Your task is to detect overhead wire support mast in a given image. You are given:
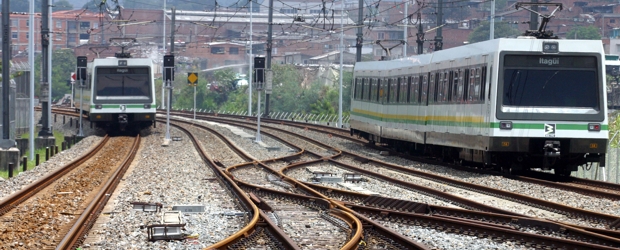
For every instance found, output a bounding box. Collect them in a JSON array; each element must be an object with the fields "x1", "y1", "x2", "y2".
[{"x1": 515, "y1": 2, "x2": 563, "y2": 39}]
